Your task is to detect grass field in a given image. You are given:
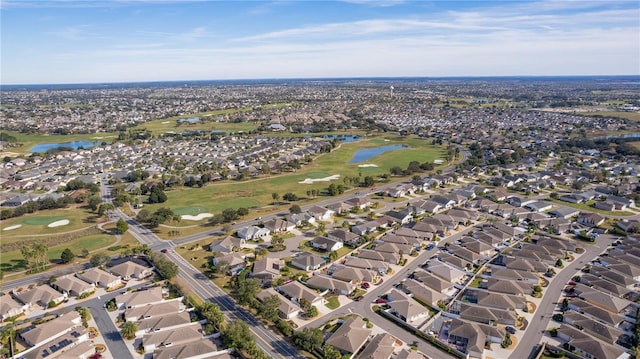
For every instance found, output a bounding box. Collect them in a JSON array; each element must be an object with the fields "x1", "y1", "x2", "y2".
[
  {"x1": 172, "y1": 206, "x2": 210, "y2": 216},
  {"x1": 584, "y1": 111, "x2": 640, "y2": 122},
  {"x1": 630, "y1": 141, "x2": 640, "y2": 150},
  {"x1": 1, "y1": 208, "x2": 104, "y2": 239},
  {"x1": 142, "y1": 135, "x2": 444, "y2": 221},
  {"x1": 0, "y1": 130, "x2": 118, "y2": 154},
  {"x1": 0, "y1": 234, "x2": 117, "y2": 273}
]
